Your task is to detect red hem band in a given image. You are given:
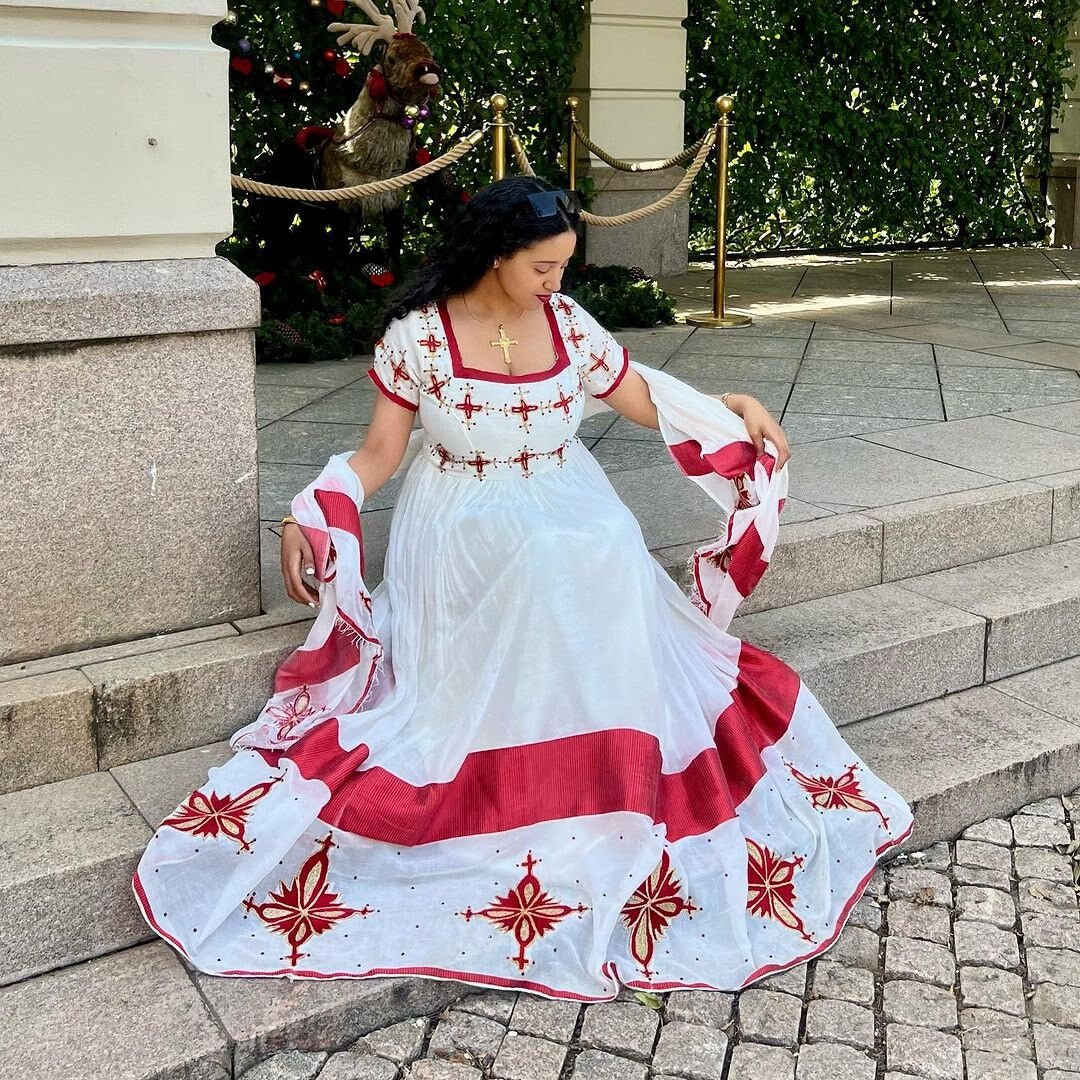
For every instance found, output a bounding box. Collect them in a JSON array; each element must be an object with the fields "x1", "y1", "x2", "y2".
[{"x1": 368, "y1": 366, "x2": 419, "y2": 412}]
